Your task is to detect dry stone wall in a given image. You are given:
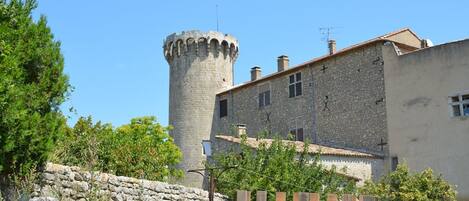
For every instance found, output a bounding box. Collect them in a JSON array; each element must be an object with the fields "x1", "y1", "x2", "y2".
[{"x1": 30, "y1": 163, "x2": 228, "y2": 201}]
